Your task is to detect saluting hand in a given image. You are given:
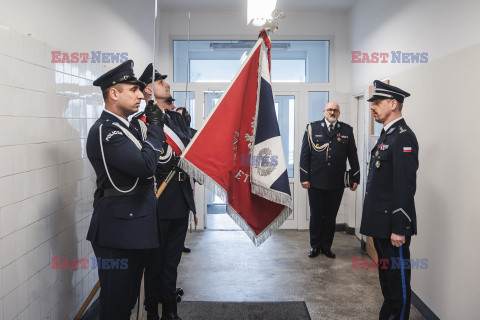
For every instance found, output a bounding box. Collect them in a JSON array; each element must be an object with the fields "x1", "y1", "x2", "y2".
[
  {"x1": 350, "y1": 182, "x2": 358, "y2": 191},
  {"x1": 391, "y1": 233, "x2": 406, "y2": 247},
  {"x1": 301, "y1": 182, "x2": 310, "y2": 189},
  {"x1": 145, "y1": 100, "x2": 164, "y2": 127}
]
